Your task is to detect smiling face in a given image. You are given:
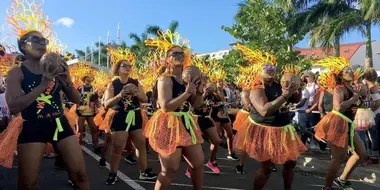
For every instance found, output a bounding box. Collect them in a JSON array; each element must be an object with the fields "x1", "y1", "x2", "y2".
[{"x1": 19, "y1": 31, "x2": 48, "y2": 60}]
